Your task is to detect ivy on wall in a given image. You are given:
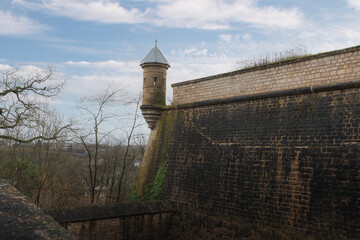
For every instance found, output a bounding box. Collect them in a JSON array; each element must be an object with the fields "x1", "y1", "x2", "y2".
[{"x1": 130, "y1": 160, "x2": 168, "y2": 202}]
